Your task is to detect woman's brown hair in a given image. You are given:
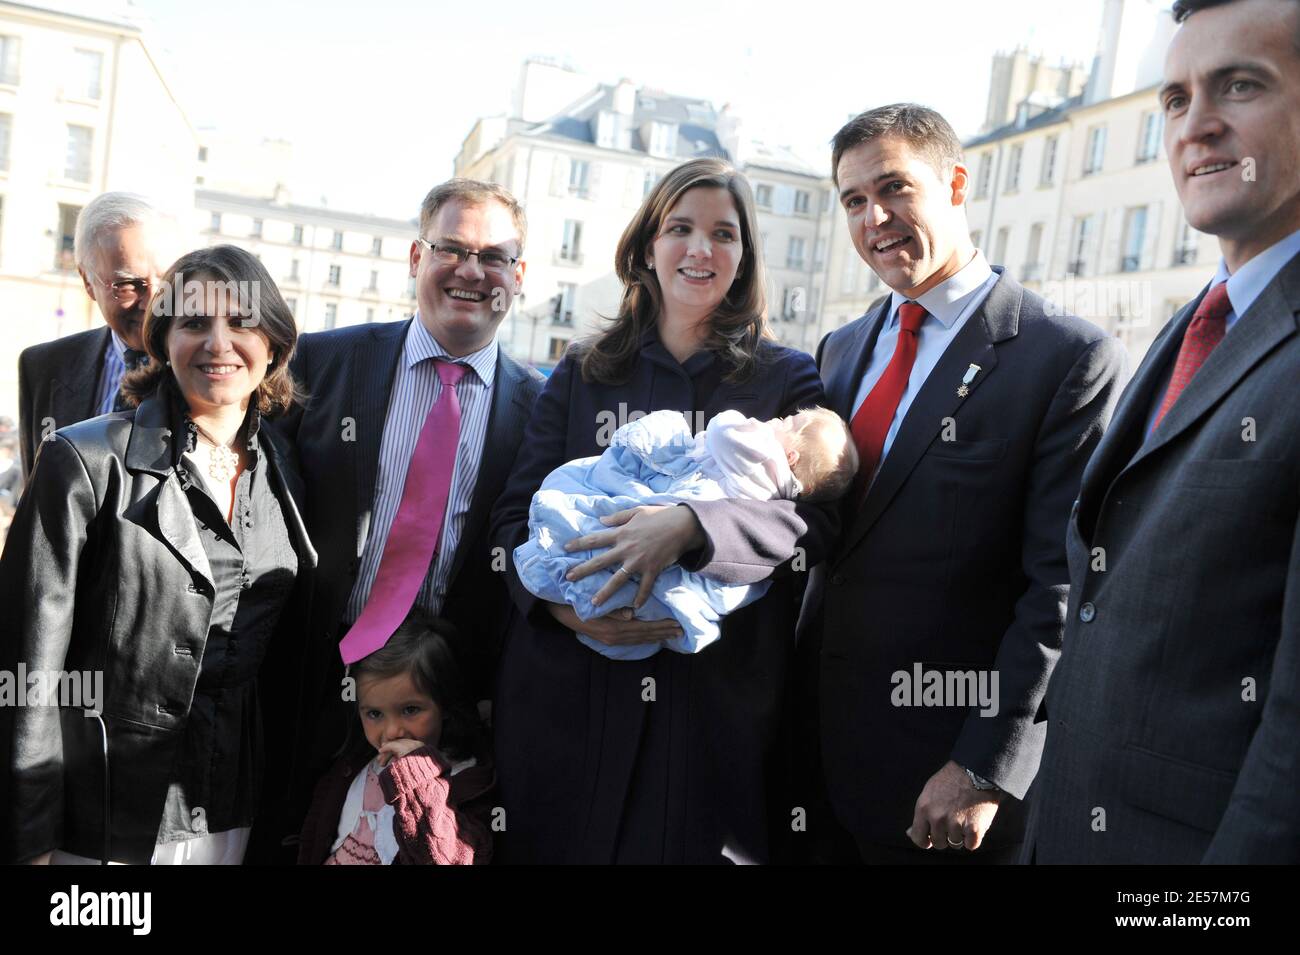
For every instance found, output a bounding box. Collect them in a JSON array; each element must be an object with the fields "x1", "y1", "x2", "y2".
[
  {"x1": 579, "y1": 157, "x2": 772, "y2": 385},
  {"x1": 120, "y1": 244, "x2": 302, "y2": 415}
]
